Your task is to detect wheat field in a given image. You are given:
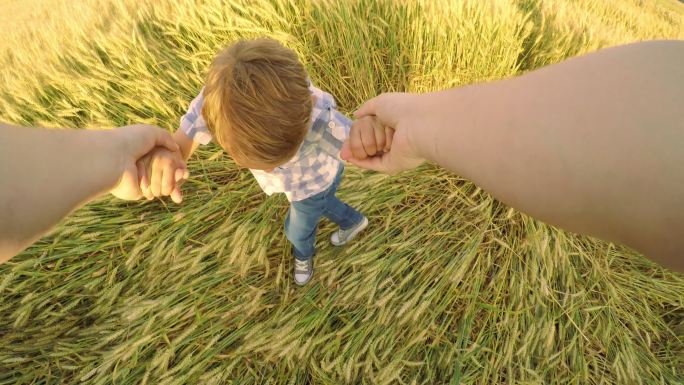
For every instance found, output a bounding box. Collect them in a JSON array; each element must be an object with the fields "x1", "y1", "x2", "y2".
[{"x1": 1, "y1": 0, "x2": 683, "y2": 384}]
